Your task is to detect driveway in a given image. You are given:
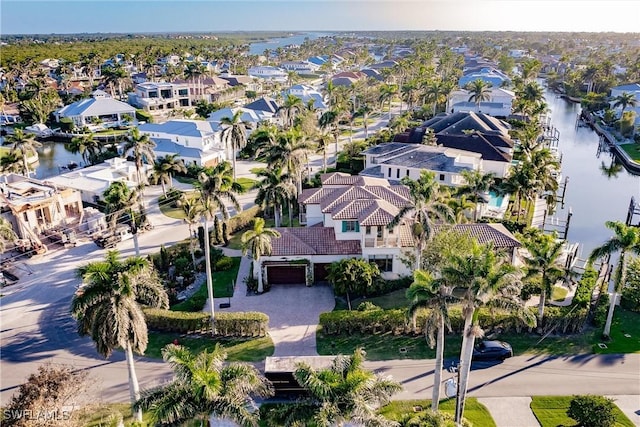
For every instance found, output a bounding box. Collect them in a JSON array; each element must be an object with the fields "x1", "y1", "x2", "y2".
[{"x1": 210, "y1": 255, "x2": 335, "y2": 357}]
